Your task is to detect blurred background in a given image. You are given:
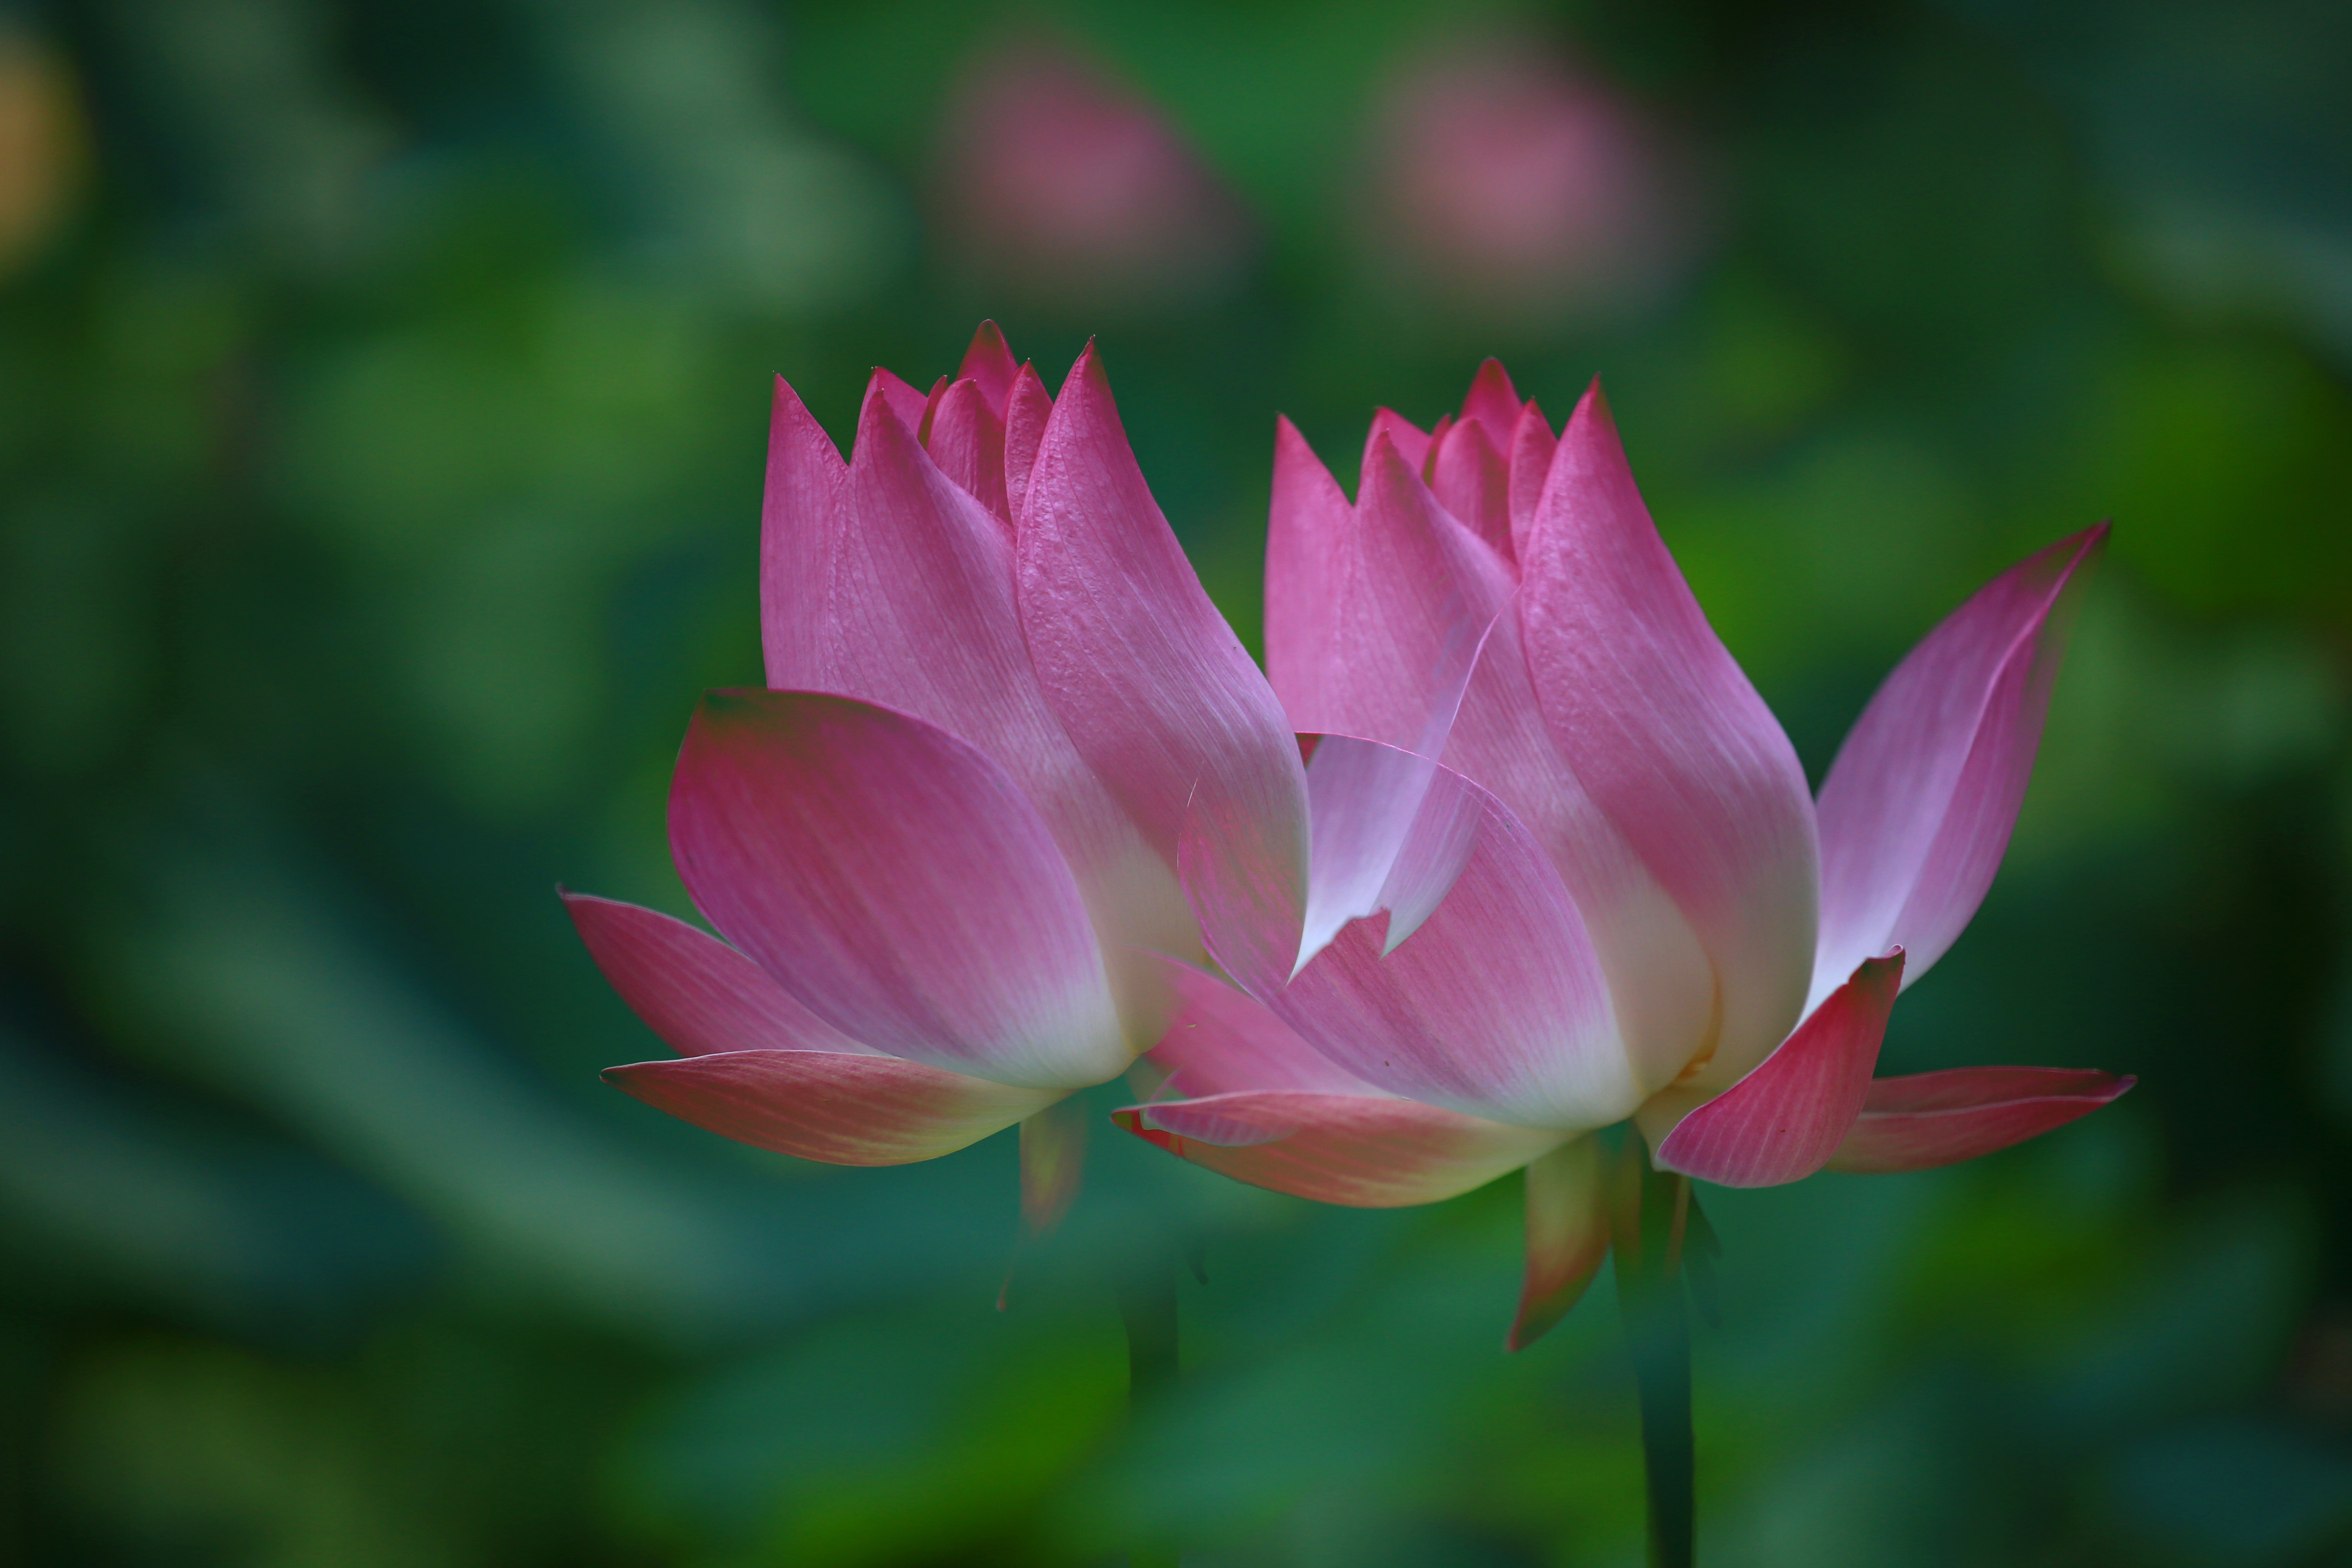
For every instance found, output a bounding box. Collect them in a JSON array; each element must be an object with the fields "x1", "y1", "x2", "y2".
[{"x1": 2, "y1": 0, "x2": 2349, "y2": 1562}]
